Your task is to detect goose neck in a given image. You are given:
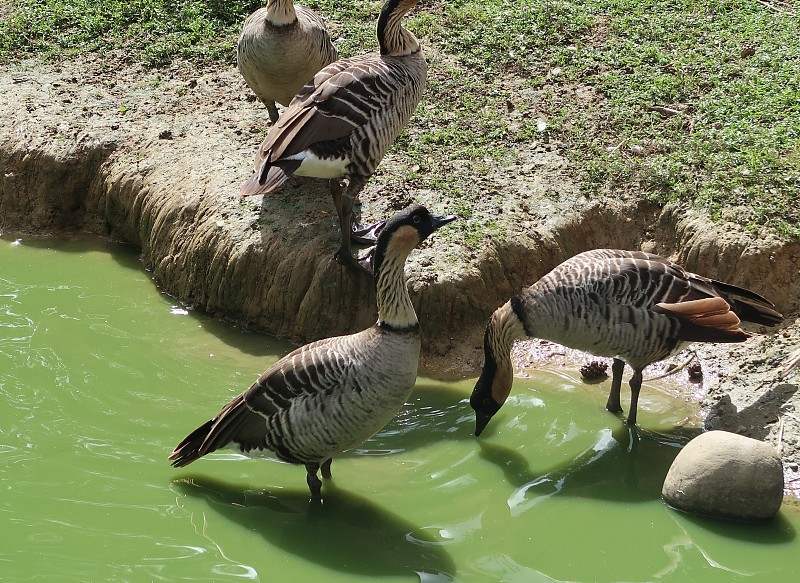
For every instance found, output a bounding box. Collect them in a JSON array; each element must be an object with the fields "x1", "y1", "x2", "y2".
[
  {"x1": 378, "y1": 0, "x2": 421, "y2": 56},
  {"x1": 375, "y1": 252, "x2": 418, "y2": 330},
  {"x1": 266, "y1": 0, "x2": 297, "y2": 26},
  {"x1": 488, "y1": 302, "x2": 526, "y2": 369}
]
